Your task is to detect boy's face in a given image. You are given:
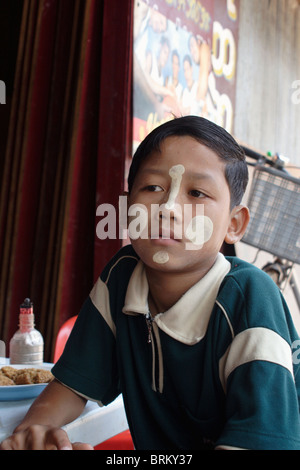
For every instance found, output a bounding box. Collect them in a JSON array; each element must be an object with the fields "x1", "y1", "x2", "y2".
[{"x1": 128, "y1": 136, "x2": 245, "y2": 275}]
